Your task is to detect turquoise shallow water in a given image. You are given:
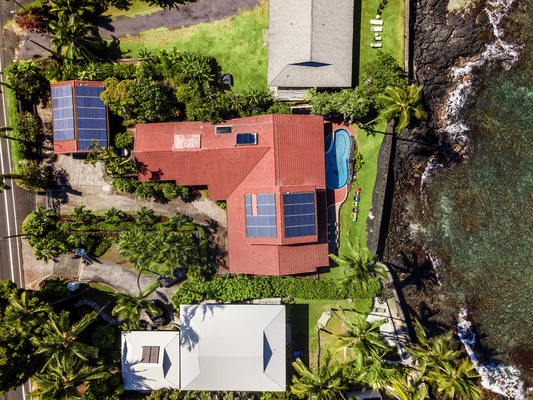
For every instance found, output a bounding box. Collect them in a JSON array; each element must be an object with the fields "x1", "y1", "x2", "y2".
[{"x1": 419, "y1": 6, "x2": 533, "y2": 383}]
